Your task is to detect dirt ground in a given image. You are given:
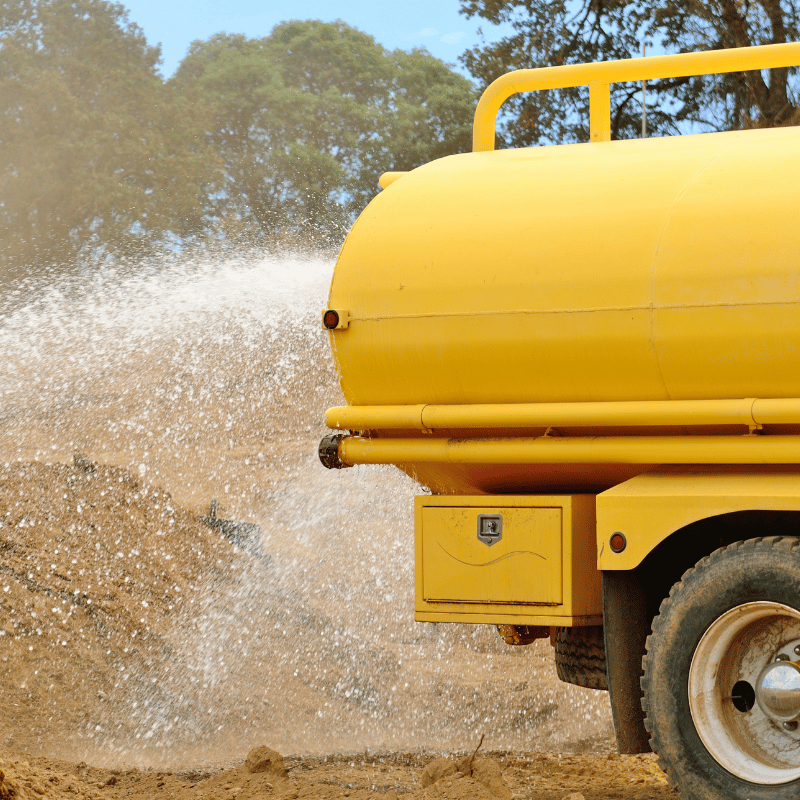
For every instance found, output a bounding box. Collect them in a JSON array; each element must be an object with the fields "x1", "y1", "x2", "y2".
[
  {"x1": 0, "y1": 746, "x2": 676, "y2": 800},
  {"x1": 0, "y1": 459, "x2": 679, "y2": 799},
  {"x1": 0, "y1": 257, "x2": 678, "y2": 798}
]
